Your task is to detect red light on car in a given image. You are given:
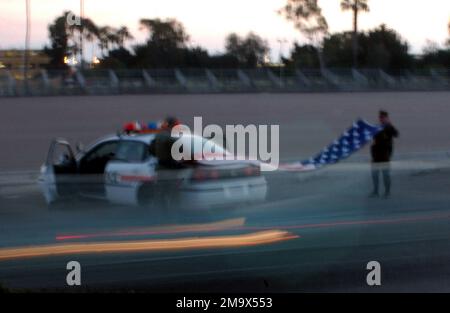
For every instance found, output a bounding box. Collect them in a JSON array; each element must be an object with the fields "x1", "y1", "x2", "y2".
[
  {"x1": 209, "y1": 170, "x2": 220, "y2": 179},
  {"x1": 123, "y1": 121, "x2": 142, "y2": 133}
]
